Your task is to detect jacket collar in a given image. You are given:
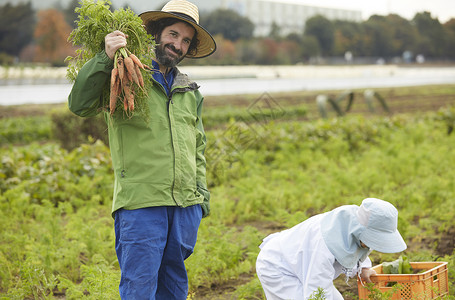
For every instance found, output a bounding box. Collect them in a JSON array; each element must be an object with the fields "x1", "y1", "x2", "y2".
[{"x1": 172, "y1": 68, "x2": 199, "y2": 91}]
